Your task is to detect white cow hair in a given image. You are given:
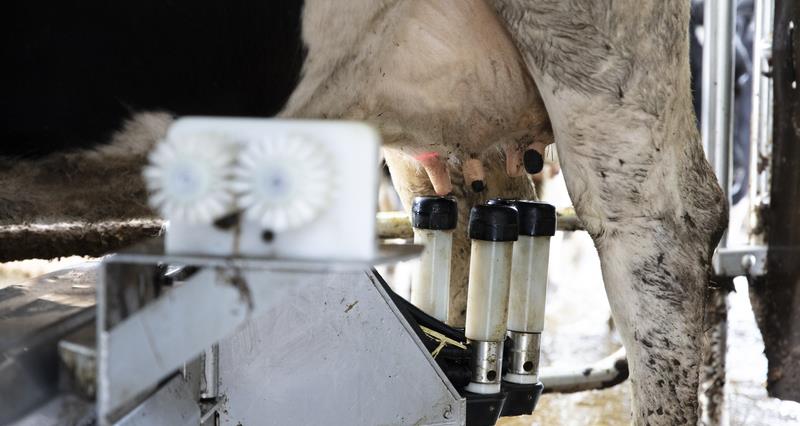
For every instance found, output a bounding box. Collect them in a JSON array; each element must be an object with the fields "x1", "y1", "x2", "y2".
[
  {"x1": 281, "y1": 0, "x2": 550, "y2": 324},
  {"x1": 282, "y1": 0, "x2": 552, "y2": 158}
]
